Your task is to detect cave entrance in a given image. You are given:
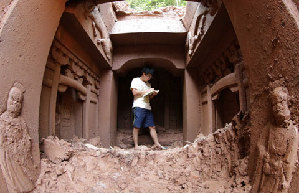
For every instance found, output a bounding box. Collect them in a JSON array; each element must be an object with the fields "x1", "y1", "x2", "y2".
[{"x1": 116, "y1": 68, "x2": 183, "y2": 148}]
